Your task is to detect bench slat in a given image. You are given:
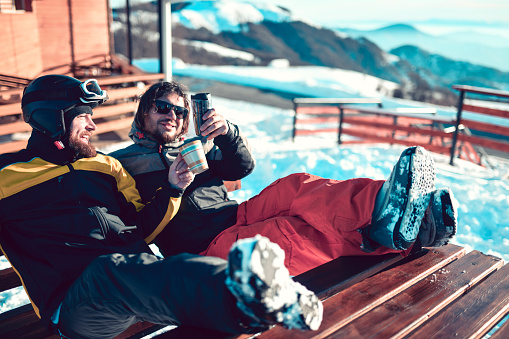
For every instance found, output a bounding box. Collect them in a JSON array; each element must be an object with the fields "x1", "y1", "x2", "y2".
[
  {"x1": 0, "y1": 305, "x2": 56, "y2": 339},
  {"x1": 462, "y1": 118, "x2": 509, "y2": 137},
  {"x1": 0, "y1": 267, "x2": 21, "y2": 293},
  {"x1": 457, "y1": 133, "x2": 509, "y2": 153},
  {"x1": 462, "y1": 104, "x2": 509, "y2": 119},
  {"x1": 340, "y1": 128, "x2": 452, "y2": 155},
  {"x1": 490, "y1": 314, "x2": 509, "y2": 339},
  {"x1": 257, "y1": 244, "x2": 466, "y2": 339},
  {"x1": 0, "y1": 140, "x2": 28, "y2": 154},
  {"x1": 407, "y1": 263, "x2": 509, "y2": 338},
  {"x1": 452, "y1": 85, "x2": 509, "y2": 99},
  {"x1": 93, "y1": 102, "x2": 136, "y2": 119},
  {"x1": 148, "y1": 253, "x2": 404, "y2": 338},
  {"x1": 97, "y1": 74, "x2": 164, "y2": 86},
  {"x1": 0, "y1": 103, "x2": 20, "y2": 117},
  {"x1": 329, "y1": 251, "x2": 503, "y2": 338},
  {"x1": 295, "y1": 106, "x2": 340, "y2": 115},
  {"x1": 342, "y1": 116, "x2": 453, "y2": 139}
]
